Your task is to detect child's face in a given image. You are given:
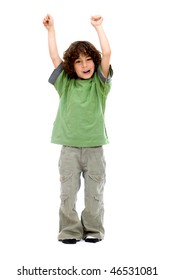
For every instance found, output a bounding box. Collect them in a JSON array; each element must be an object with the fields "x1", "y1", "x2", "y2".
[{"x1": 74, "y1": 54, "x2": 95, "y2": 79}]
